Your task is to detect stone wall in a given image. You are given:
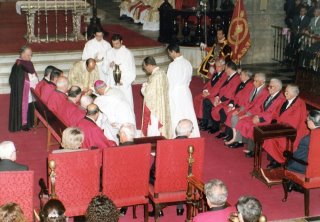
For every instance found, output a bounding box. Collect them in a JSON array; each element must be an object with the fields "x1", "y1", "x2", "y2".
[{"x1": 241, "y1": 0, "x2": 285, "y2": 64}]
